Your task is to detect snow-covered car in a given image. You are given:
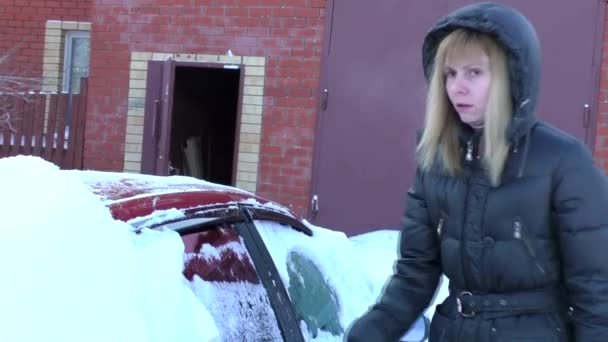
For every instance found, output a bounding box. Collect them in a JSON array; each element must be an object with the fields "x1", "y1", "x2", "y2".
[
  {"x1": 1, "y1": 156, "x2": 440, "y2": 341},
  {"x1": 66, "y1": 170, "x2": 433, "y2": 342}
]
